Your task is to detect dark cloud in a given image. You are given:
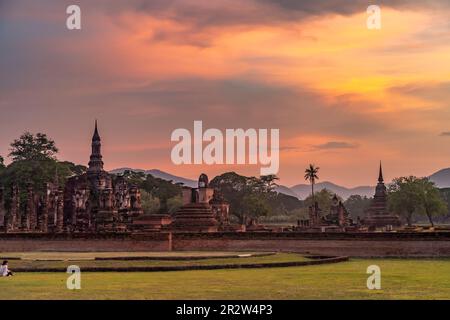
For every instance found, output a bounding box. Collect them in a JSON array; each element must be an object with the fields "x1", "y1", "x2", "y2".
[
  {"x1": 263, "y1": 0, "x2": 449, "y2": 14},
  {"x1": 440, "y1": 132, "x2": 450, "y2": 137},
  {"x1": 105, "y1": 0, "x2": 450, "y2": 47},
  {"x1": 124, "y1": 0, "x2": 450, "y2": 24},
  {"x1": 2, "y1": 0, "x2": 449, "y2": 48},
  {"x1": 313, "y1": 141, "x2": 358, "y2": 150},
  {"x1": 104, "y1": 0, "x2": 450, "y2": 25}
]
